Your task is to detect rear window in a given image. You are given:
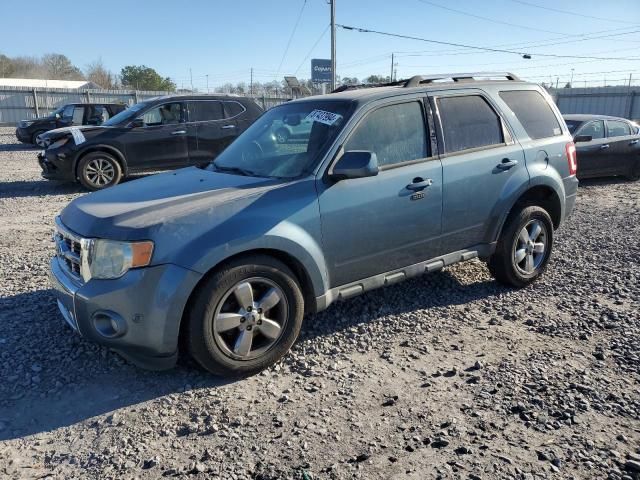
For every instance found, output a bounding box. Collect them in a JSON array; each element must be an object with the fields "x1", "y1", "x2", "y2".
[
  {"x1": 499, "y1": 90, "x2": 562, "y2": 140},
  {"x1": 607, "y1": 120, "x2": 632, "y2": 137},
  {"x1": 188, "y1": 101, "x2": 224, "y2": 122},
  {"x1": 437, "y1": 95, "x2": 504, "y2": 153},
  {"x1": 224, "y1": 101, "x2": 245, "y2": 118}
]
